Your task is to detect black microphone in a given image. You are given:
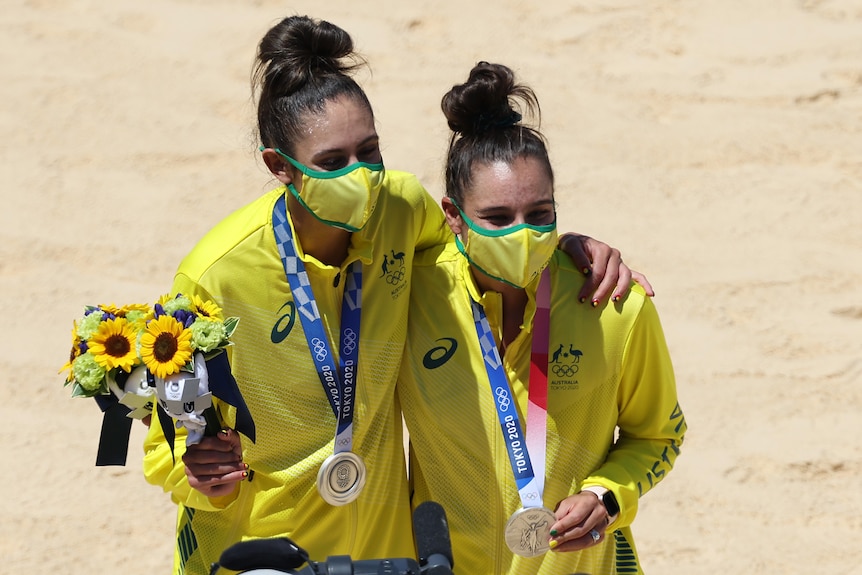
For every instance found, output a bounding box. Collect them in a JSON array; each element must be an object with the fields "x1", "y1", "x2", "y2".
[
  {"x1": 413, "y1": 501, "x2": 454, "y2": 575},
  {"x1": 216, "y1": 537, "x2": 309, "y2": 573}
]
